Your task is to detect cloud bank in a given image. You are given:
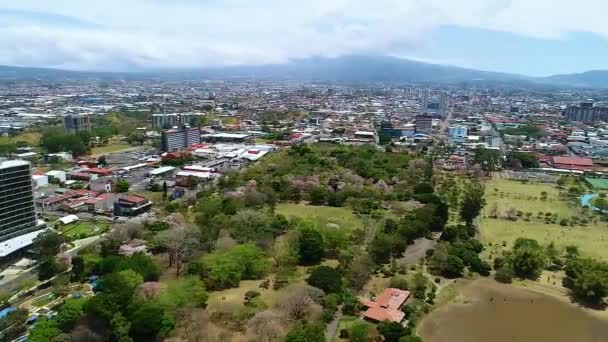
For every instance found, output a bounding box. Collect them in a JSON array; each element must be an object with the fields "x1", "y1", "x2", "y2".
[{"x1": 1, "y1": 0, "x2": 608, "y2": 72}]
